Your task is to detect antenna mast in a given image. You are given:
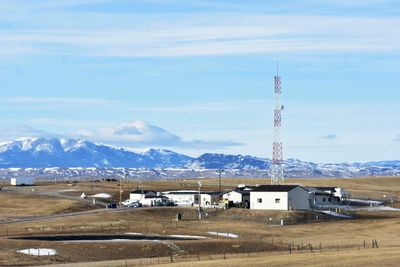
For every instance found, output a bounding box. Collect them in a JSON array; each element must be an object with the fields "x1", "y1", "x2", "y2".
[{"x1": 270, "y1": 62, "x2": 284, "y2": 185}]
